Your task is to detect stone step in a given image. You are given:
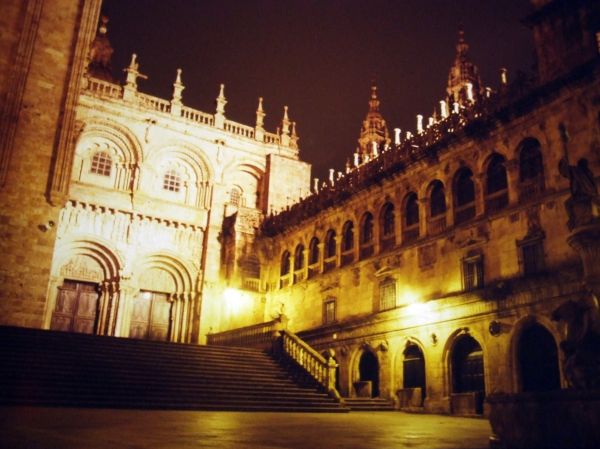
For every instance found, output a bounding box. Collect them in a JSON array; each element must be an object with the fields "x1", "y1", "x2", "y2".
[
  {"x1": 344, "y1": 398, "x2": 396, "y2": 411},
  {"x1": 0, "y1": 326, "x2": 347, "y2": 412}
]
